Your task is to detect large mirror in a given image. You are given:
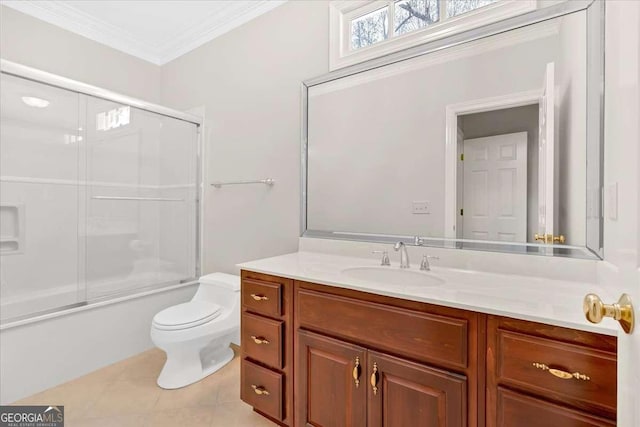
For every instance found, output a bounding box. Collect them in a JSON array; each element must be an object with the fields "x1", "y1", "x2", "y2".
[{"x1": 302, "y1": 0, "x2": 603, "y2": 259}]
